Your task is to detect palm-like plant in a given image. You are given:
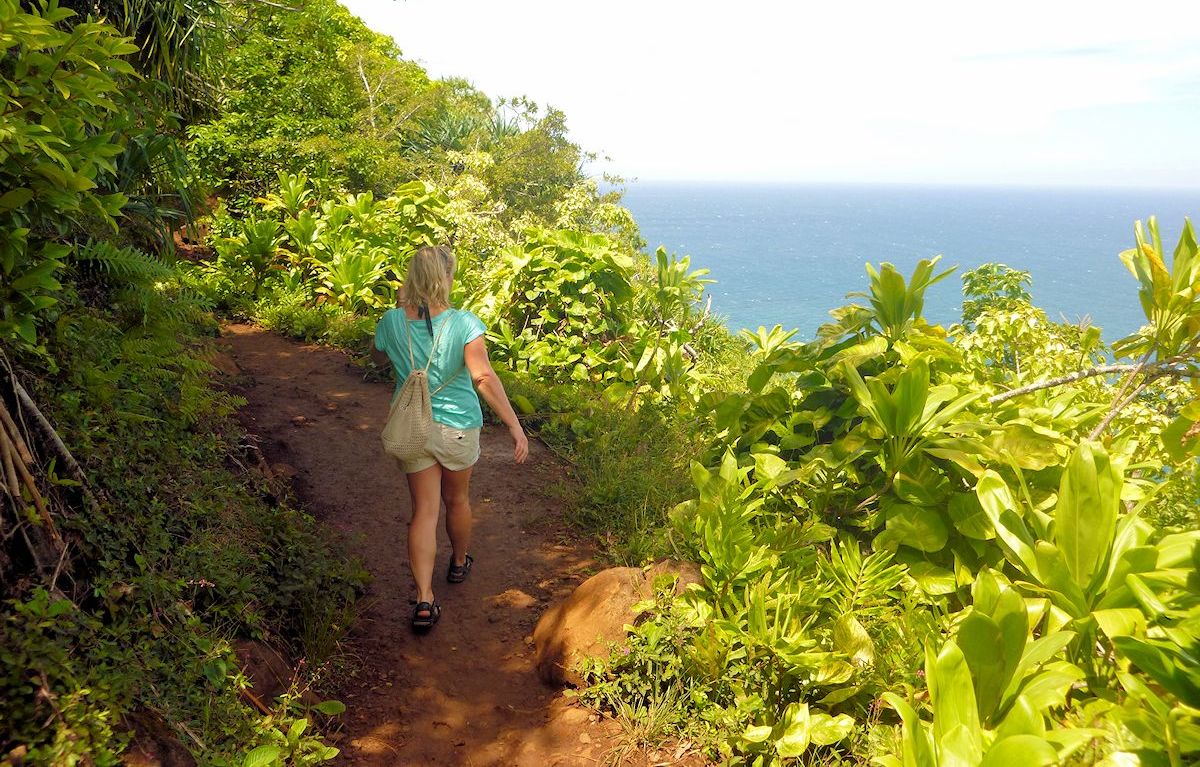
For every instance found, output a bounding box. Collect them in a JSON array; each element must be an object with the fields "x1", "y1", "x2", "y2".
[
  {"x1": 1116, "y1": 217, "x2": 1200, "y2": 363},
  {"x1": 228, "y1": 216, "x2": 283, "y2": 297},
  {"x1": 411, "y1": 110, "x2": 486, "y2": 152},
  {"x1": 313, "y1": 243, "x2": 390, "y2": 312},
  {"x1": 260, "y1": 171, "x2": 313, "y2": 218},
  {"x1": 847, "y1": 257, "x2": 956, "y2": 343}
]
